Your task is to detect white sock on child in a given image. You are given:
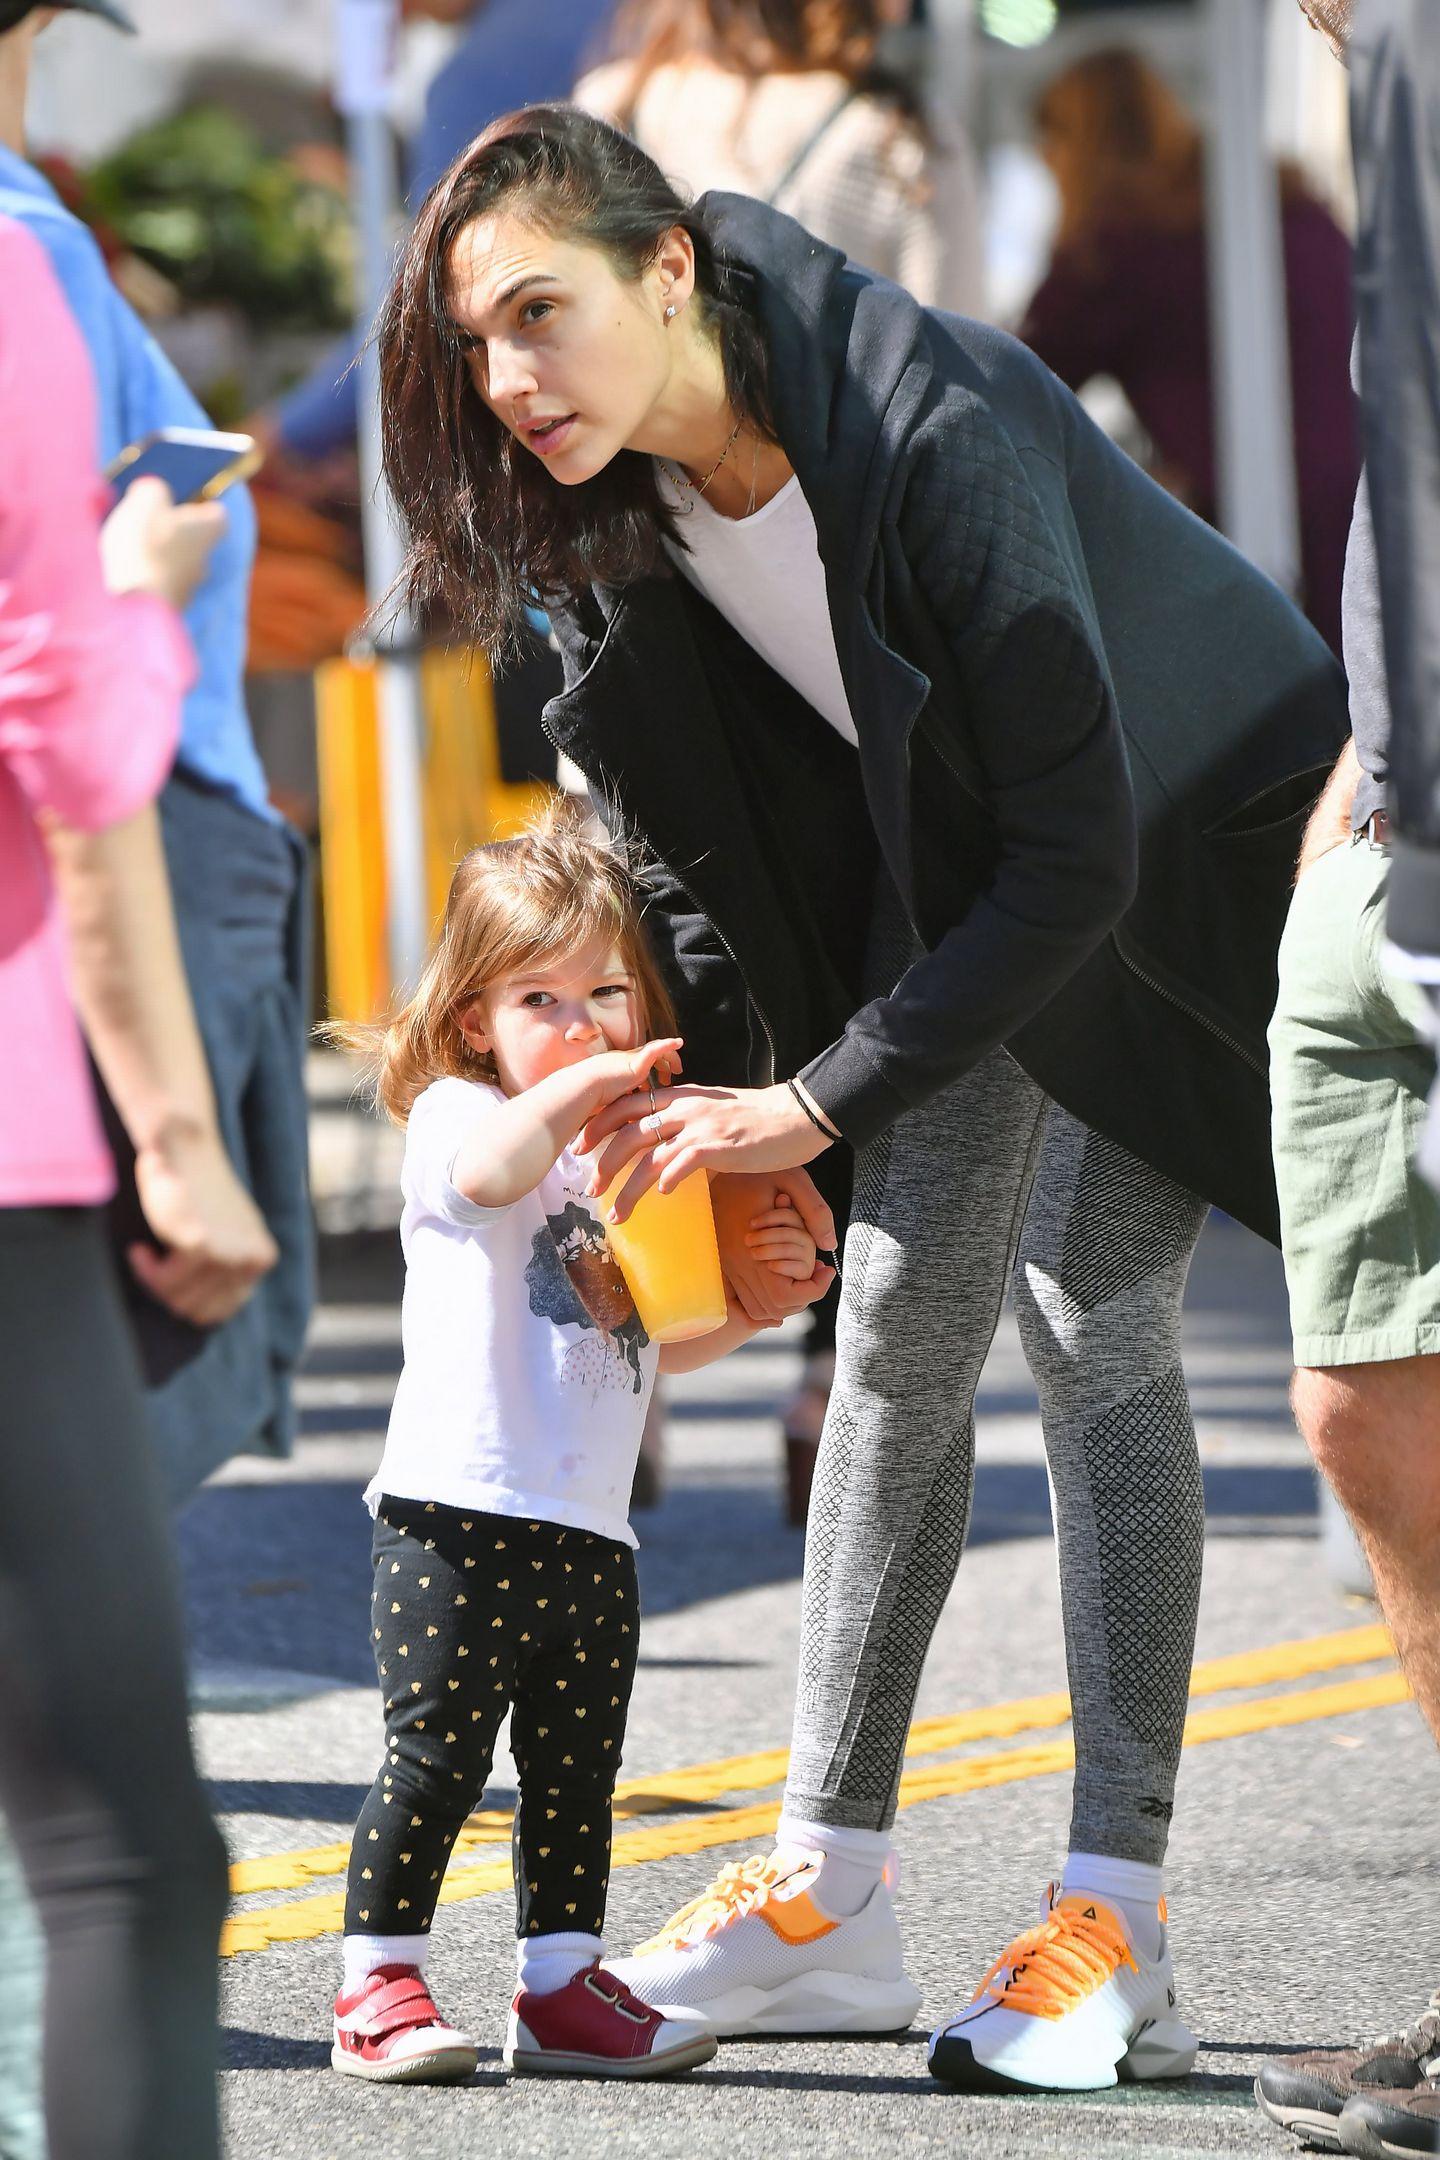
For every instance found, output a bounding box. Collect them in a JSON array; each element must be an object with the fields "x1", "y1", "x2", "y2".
[
  {"x1": 774, "y1": 1814, "x2": 892, "y2": 1920},
  {"x1": 1060, "y1": 1851, "x2": 1165, "y2": 1961},
  {"x1": 515, "y1": 1932, "x2": 604, "y2": 1997},
  {"x1": 342, "y1": 1933, "x2": 430, "y2": 1992}
]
